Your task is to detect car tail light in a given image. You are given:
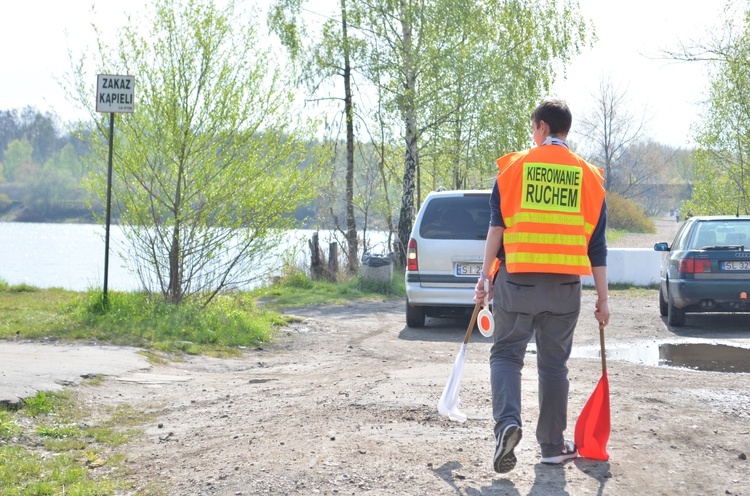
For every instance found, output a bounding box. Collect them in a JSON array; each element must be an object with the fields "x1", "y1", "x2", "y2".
[
  {"x1": 407, "y1": 238, "x2": 418, "y2": 271},
  {"x1": 678, "y1": 257, "x2": 712, "y2": 274}
]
